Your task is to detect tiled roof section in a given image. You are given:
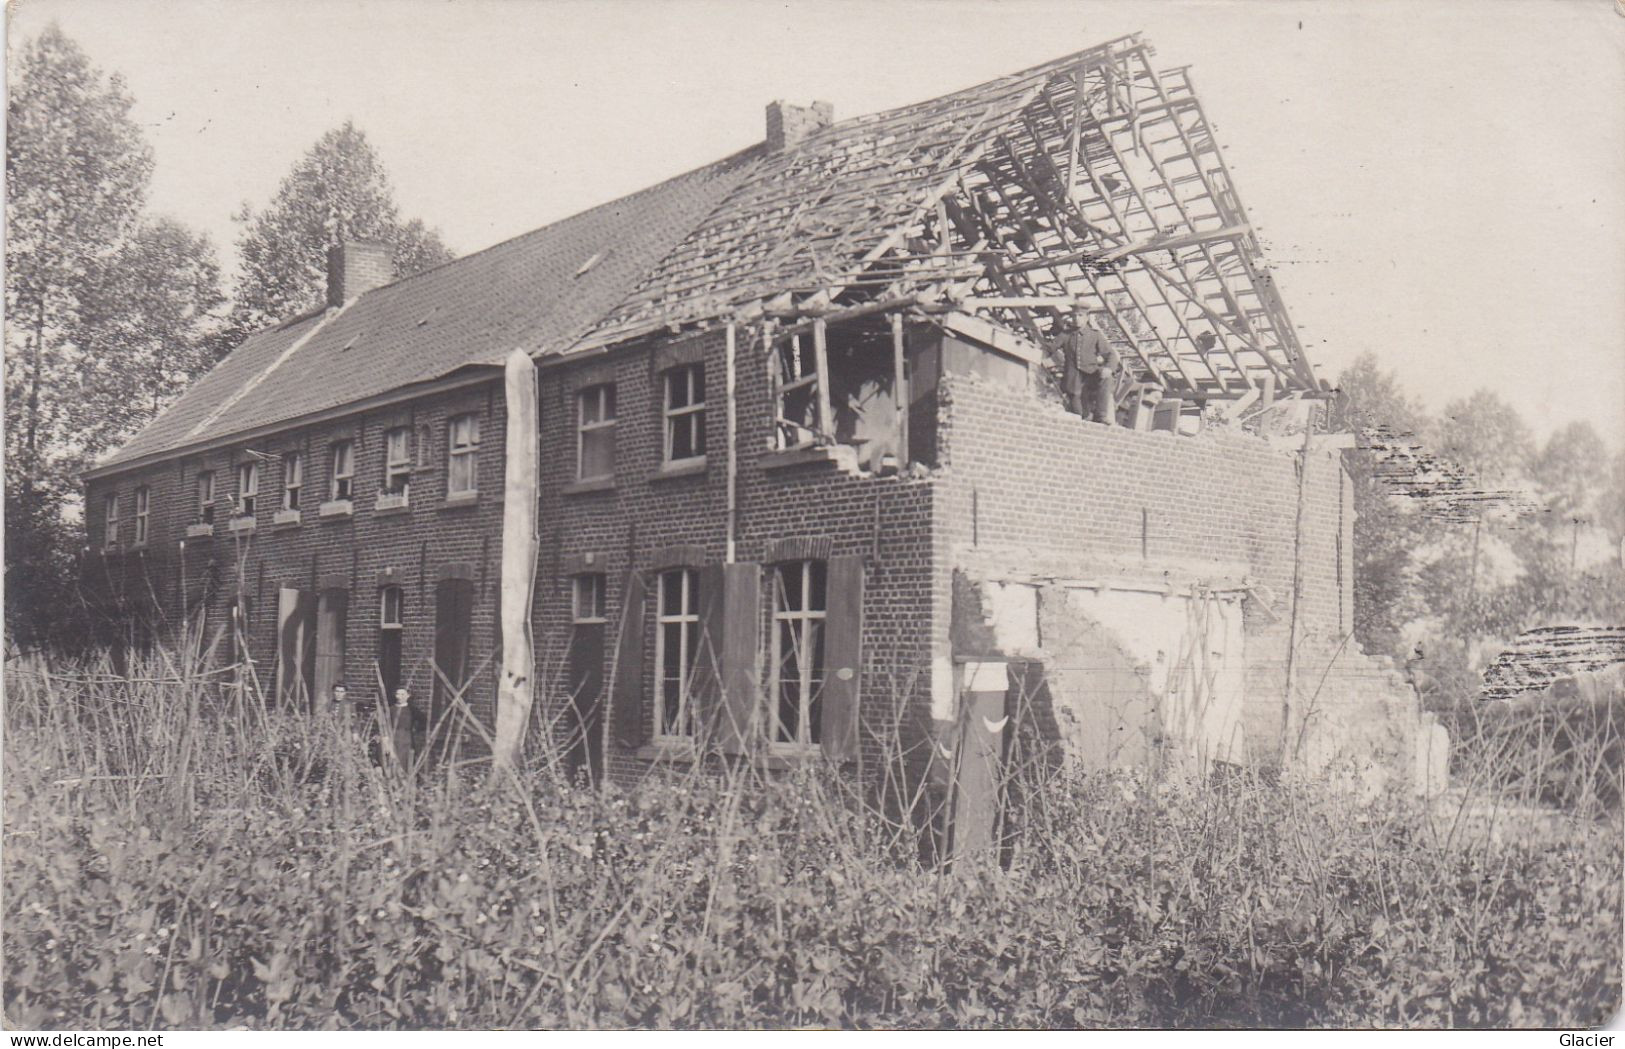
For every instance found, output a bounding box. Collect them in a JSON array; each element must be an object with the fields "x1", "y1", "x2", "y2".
[
  {"x1": 98, "y1": 150, "x2": 757, "y2": 469},
  {"x1": 570, "y1": 43, "x2": 1120, "y2": 352},
  {"x1": 105, "y1": 312, "x2": 327, "y2": 465}
]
